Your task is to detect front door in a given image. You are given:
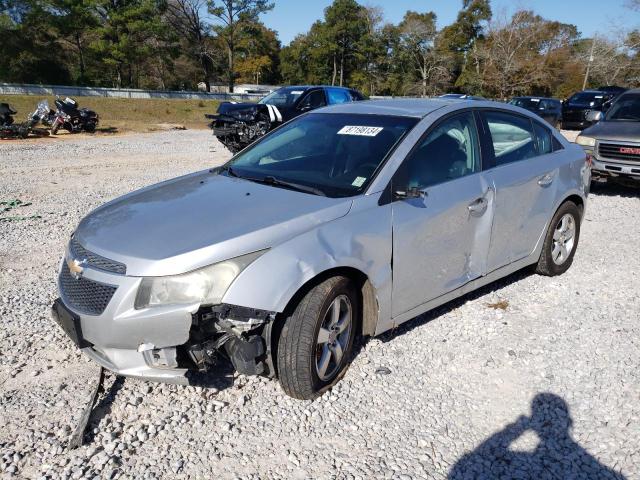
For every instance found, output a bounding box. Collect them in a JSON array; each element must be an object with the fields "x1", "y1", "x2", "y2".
[
  {"x1": 391, "y1": 111, "x2": 493, "y2": 318},
  {"x1": 479, "y1": 111, "x2": 560, "y2": 271}
]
